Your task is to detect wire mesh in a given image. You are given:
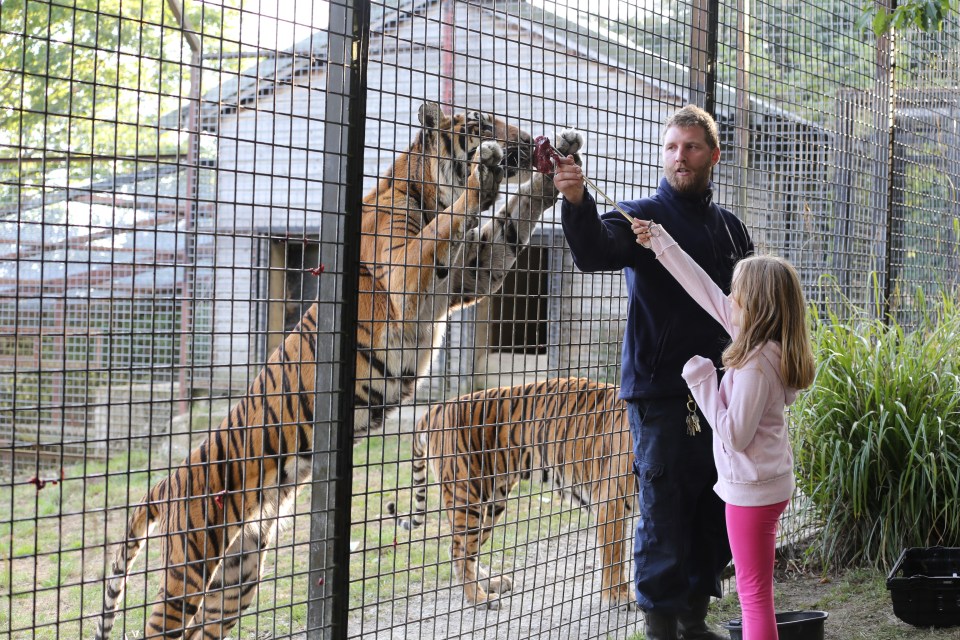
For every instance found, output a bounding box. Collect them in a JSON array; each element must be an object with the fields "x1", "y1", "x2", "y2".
[{"x1": 2, "y1": 0, "x2": 960, "y2": 639}]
